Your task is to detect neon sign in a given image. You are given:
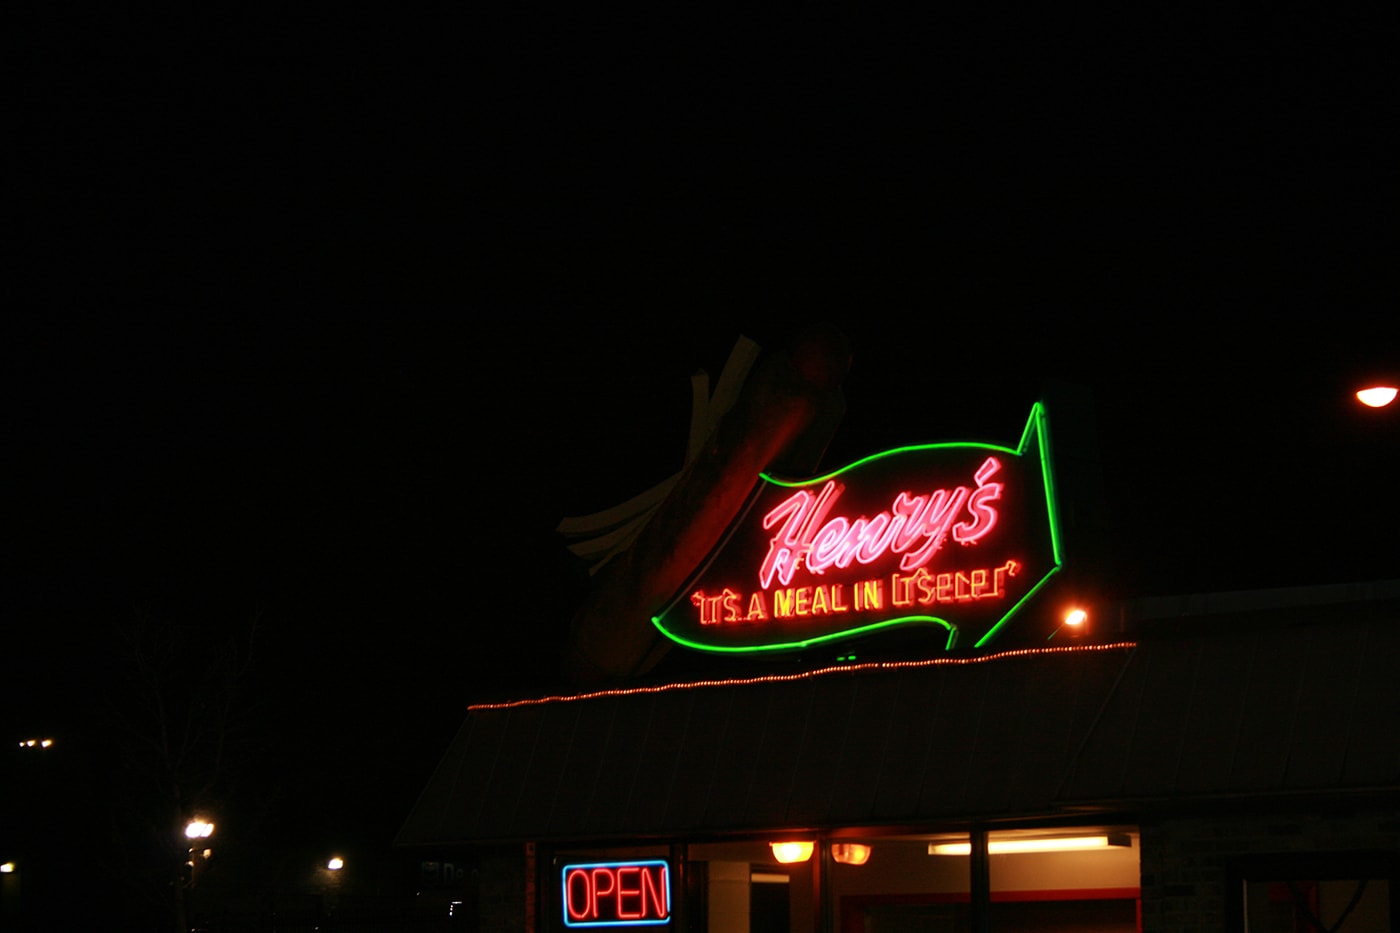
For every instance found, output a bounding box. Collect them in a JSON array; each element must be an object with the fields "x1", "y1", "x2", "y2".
[
  {"x1": 562, "y1": 860, "x2": 671, "y2": 928},
  {"x1": 653, "y1": 404, "x2": 1061, "y2": 653}
]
